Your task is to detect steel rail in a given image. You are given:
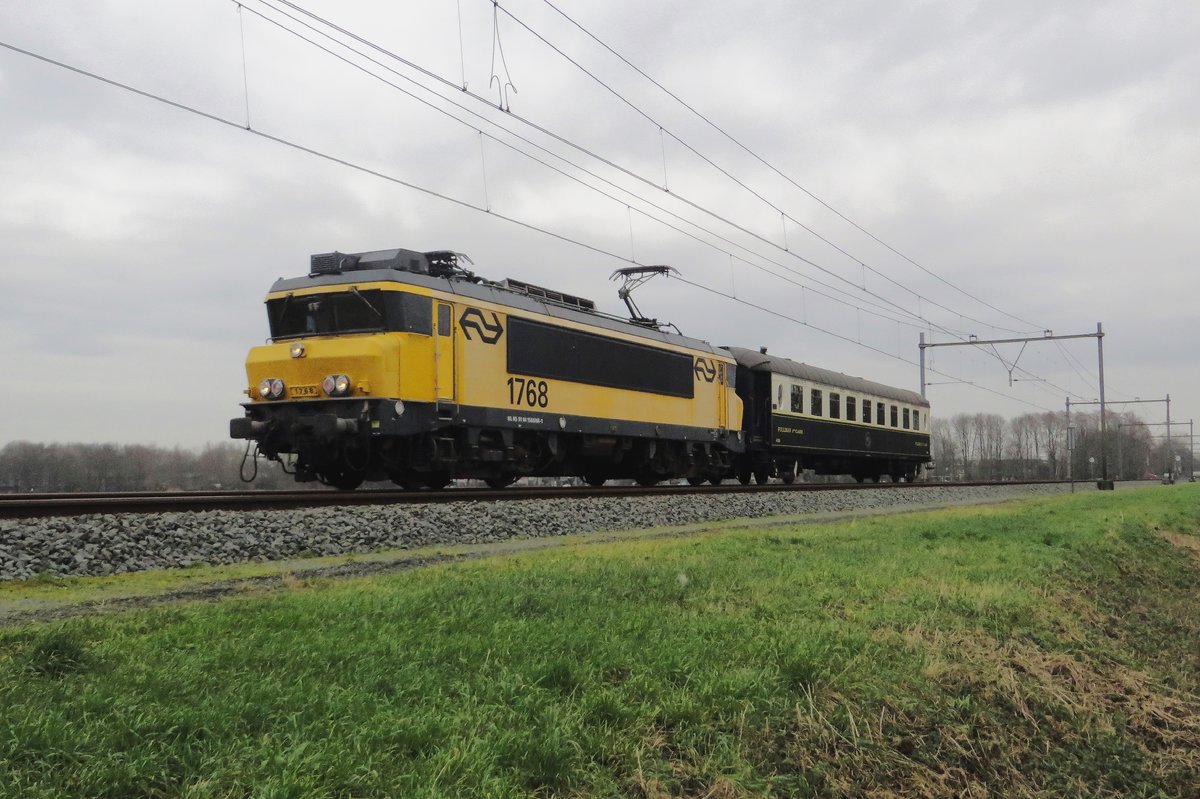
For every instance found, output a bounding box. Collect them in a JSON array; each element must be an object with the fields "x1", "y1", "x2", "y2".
[{"x1": 0, "y1": 481, "x2": 1072, "y2": 520}]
